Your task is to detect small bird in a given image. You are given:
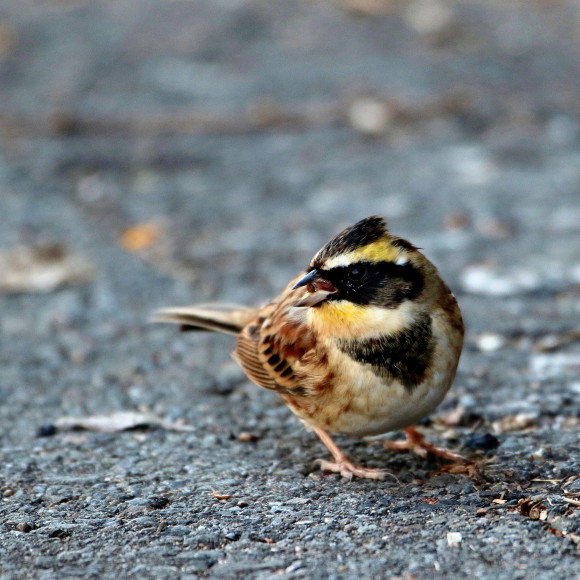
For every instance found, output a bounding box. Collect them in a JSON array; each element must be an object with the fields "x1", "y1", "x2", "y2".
[{"x1": 155, "y1": 216, "x2": 464, "y2": 480}]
